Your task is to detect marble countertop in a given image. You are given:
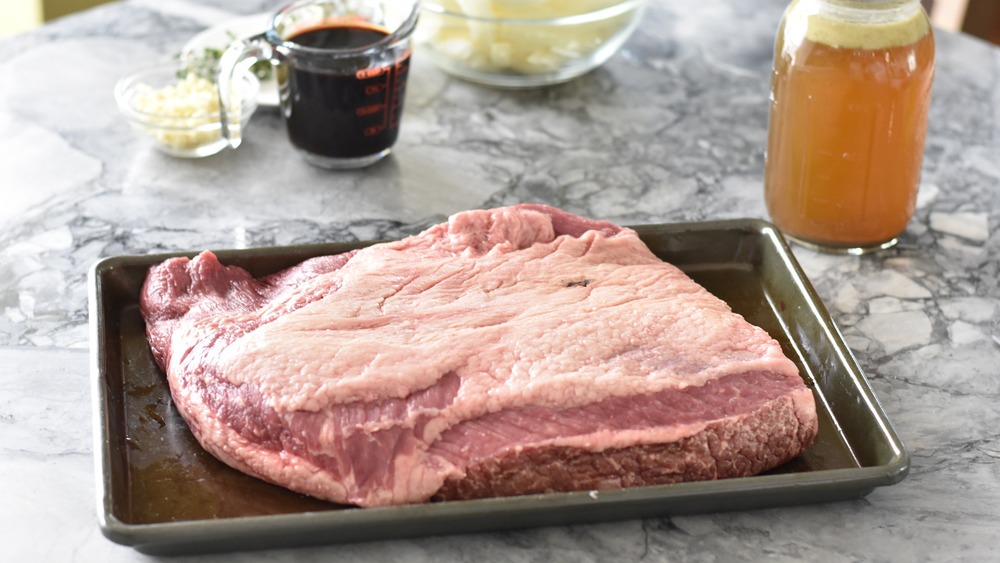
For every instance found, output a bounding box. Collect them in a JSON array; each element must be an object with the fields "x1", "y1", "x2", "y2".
[{"x1": 2, "y1": 0, "x2": 999, "y2": 560}]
